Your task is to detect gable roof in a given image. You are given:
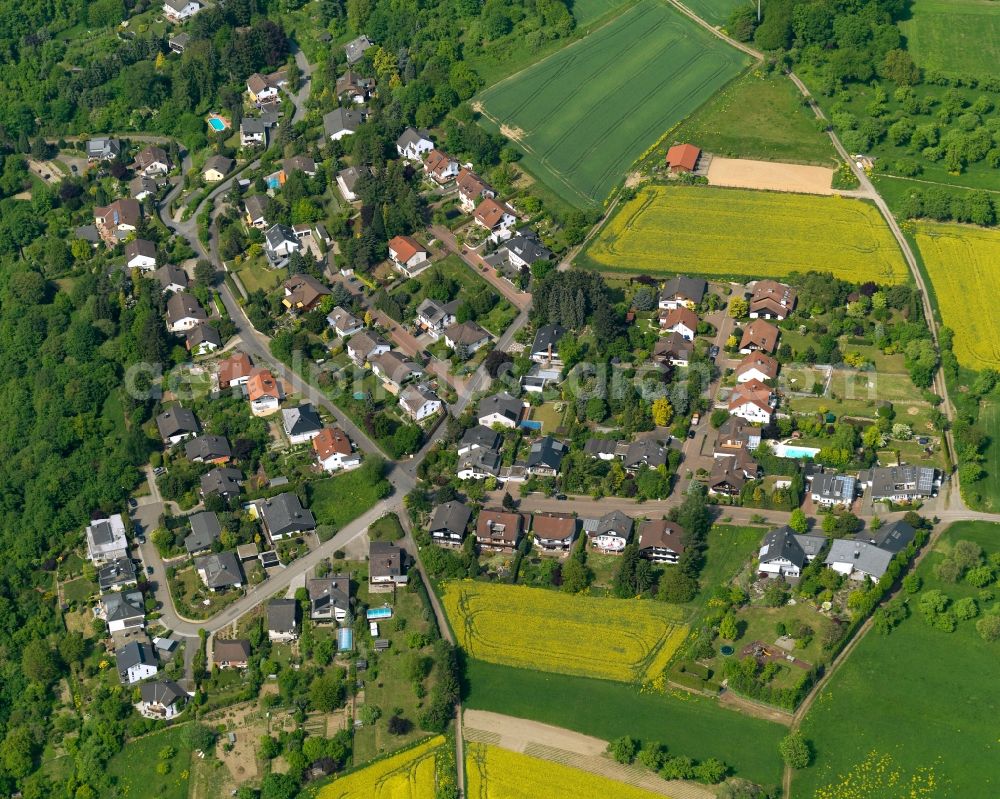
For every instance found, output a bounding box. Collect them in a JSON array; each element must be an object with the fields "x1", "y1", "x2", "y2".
[
  {"x1": 457, "y1": 447, "x2": 501, "y2": 477},
  {"x1": 155, "y1": 263, "x2": 188, "y2": 292},
  {"x1": 396, "y1": 127, "x2": 433, "y2": 150},
  {"x1": 459, "y1": 425, "x2": 501, "y2": 452},
  {"x1": 313, "y1": 427, "x2": 353, "y2": 459},
  {"x1": 116, "y1": 641, "x2": 156, "y2": 671},
  {"x1": 166, "y1": 292, "x2": 207, "y2": 325},
  {"x1": 476, "y1": 510, "x2": 522, "y2": 545},
  {"x1": 200, "y1": 467, "x2": 243, "y2": 497},
  {"x1": 416, "y1": 297, "x2": 458, "y2": 327},
  {"x1": 370, "y1": 351, "x2": 422, "y2": 384},
  {"x1": 526, "y1": 436, "x2": 567, "y2": 470},
  {"x1": 637, "y1": 519, "x2": 685, "y2": 553},
  {"x1": 759, "y1": 525, "x2": 806, "y2": 568},
  {"x1": 662, "y1": 306, "x2": 699, "y2": 332},
  {"x1": 308, "y1": 575, "x2": 350, "y2": 615},
  {"x1": 125, "y1": 238, "x2": 156, "y2": 263},
  {"x1": 203, "y1": 154, "x2": 234, "y2": 175},
  {"x1": 666, "y1": 143, "x2": 701, "y2": 170},
  {"x1": 740, "y1": 319, "x2": 780, "y2": 352},
  {"x1": 868, "y1": 520, "x2": 915, "y2": 554},
  {"x1": 337, "y1": 165, "x2": 367, "y2": 193},
  {"x1": 369, "y1": 540, "x2": 405, "y2": 579},
  {"x1": 282, "y1": 403, "x2": 323, "y2": 436},
  {"x1": 531, "y1": 324, "x2": 565, "y2": 355},
  {"x1": 729, "y1": 378, "x2": 775, "y2": 414},
  {"x1": 344, "y1": 35, "x2": 373, "y2": 64},
  {"x1": 214, "y1": 639, "x2": 251, "y2": 664},
  {"x1": 259, "y1": 492, "x2": 316, "y2": 536},
  {"x1": 623, "y1": 438, "x2": 667, "y2": 470},
  {"x1": 825, "y1": 538, "x2": 893, "y2": 578},
  {"x1": 388, "y1": 235, "x2": 425, "y2": 263},
  {"x1": 185, "y1": 511, "x2": 222, "y2": 553},
  {"x1": 399, "y1": 383, "x2": 439, "y2": 414},
  {"x1": 750, "y1": 280, "x2": 797, "y2": 313},
  {"x1": 102, "y1": 590, "x2": 144, "y2": 623},
  {"x1": 348, "y1": 329, "x2": 389, "y2": 360},
  {"x1": 184, "y1": 434, "x2": 231, "y2": 462},
  {"x1": 244, "y1": 194, "x2": 269, "y2": 220},
  {"x1": 156, "y1": 406, "x2": 199, "y2": 439},
  {"x1": 478, "y1": 392, "x2": 523, "y2": 423},
  {"x1": 595, "y1": 510, "x2": 633, "y2": 538},
  {"x1": 186, "y1": 323, "x2": 221, "y2": 350},
  {"x1": 265, "y1": 223, "x2": 297, "y2": 250},
  {"x1": 473, "y1": 197, "x2": 513, "y2": 228},
  {"x1": 268, "y1": 598, "x2": 299, "y2": 632},
  {"x1": 135, "y1": 145, "x2": 169, "y2": 169},
  {"x1": 456, "y1": 167, "x2": 492, "y2": 199},
  {"x1": 531, "y1": 513, "x2": 576, "y2": 542},
  {"x1": 811, "y1": 472, "x2": 856, "y2": 503},
  {"x1": 429, "y1": 502, "x2": 472, "y2": 536},
  {"x1": 140, "y1": 679, "x2": 186, "y2": 706},
  {"x1": 736, "y1": 351, "x2": 779, "y2": 380},
  {"x1": 324, "y1": 107, "x2": 363, "y2": 137},
  {"x1": 218, "y1": 352, "x2": 252, "y2": 385},
  {"x1": 424, "y1": 149, "x2": 457, "y2": 175},
  {"x1": 247, "y1": 368, "x2": 279, "y2": 401},
  {"x1": 445, "y1": 320, "x2": 490, "y2": 347},
  {"x1": 710, "y1": 455, "x2": 748, "y2": 491},
  {"x1": 654, "y1": 331, "x2": 694, "y2": 361},
  {"x1": 503, "y1": 231, "x2": 551, "y2": 264},
  {"x1": 661, "y1": 275, "x2": 707, "y2": 303}
]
